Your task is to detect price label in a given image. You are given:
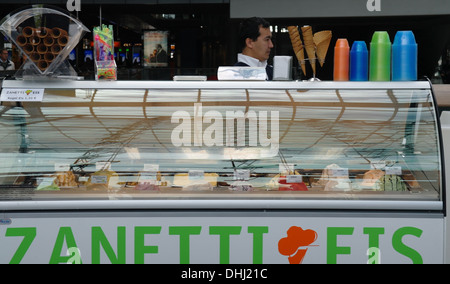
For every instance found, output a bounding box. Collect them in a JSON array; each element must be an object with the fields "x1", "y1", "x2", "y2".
[
  {"x1": 189, "y1": 170, "x2": 204, "y2": 180},
  {"x1": 286, "y1": 175, "x2": 302, "y2": 183},
  {"x1": 332, "y1": 168, "x2": 349, "y2": 177},
  {"x1": 144, "y1": 164, "x2": 159, "y2": 172},
  {"x1": 91, "y1": 175, "x2": 108, "y2": 184},
  {"x1": 234, "y1": 169, "x2": 250, "y2": 181},
  {"x1": 142, "y1": 164, "x2": 159, "y2": 182},
  {"x1": 37, "y1": 177, "x2": 55, "y2": 187},
  {"x1": 1, "y1": 88, "x2": 44, "y2": 102},
  {"x1": 385, "y1": 166, "x2": 402, "y2": 175},
  {"x1": 139, "y1": 175, "x2": 157, "y2": 182},
  {"x1": 78, "y1": 176, "x2": 89, "y2": 182}
]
